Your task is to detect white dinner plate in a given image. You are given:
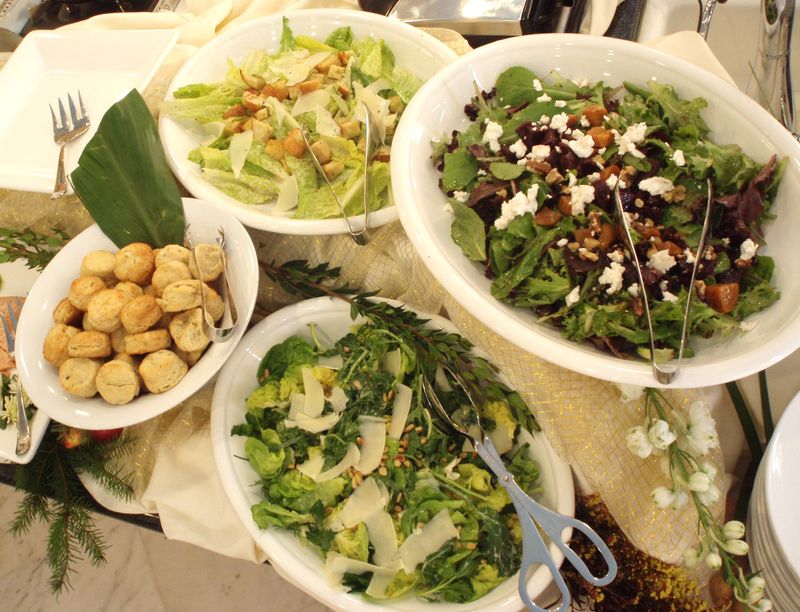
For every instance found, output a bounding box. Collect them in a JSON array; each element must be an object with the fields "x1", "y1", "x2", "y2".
[
  {"x1": 391, "y1": 34, "x2": 800, "y2": 388},
  {"x1": 159, "y1": 9, "x2": 457, "y2": 235},
  {"x1": 0, "y1": 29, "x2": 177, "y2": 193},
  {"x1": 15, "y1": 198, "x2": 259, "y2": 430},
  {"x1": 210, "y1": 296, "x2": 575, "y2": 611}
]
